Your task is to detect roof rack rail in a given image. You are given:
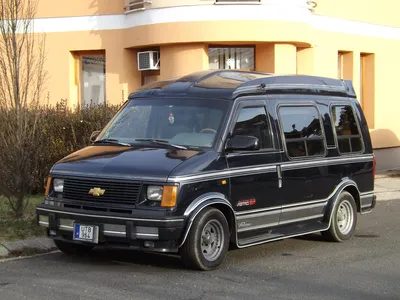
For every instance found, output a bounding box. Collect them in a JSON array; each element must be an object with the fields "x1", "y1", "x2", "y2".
[{"x1": 233, "y1": 75, "x2": 357, "y2": 98}]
